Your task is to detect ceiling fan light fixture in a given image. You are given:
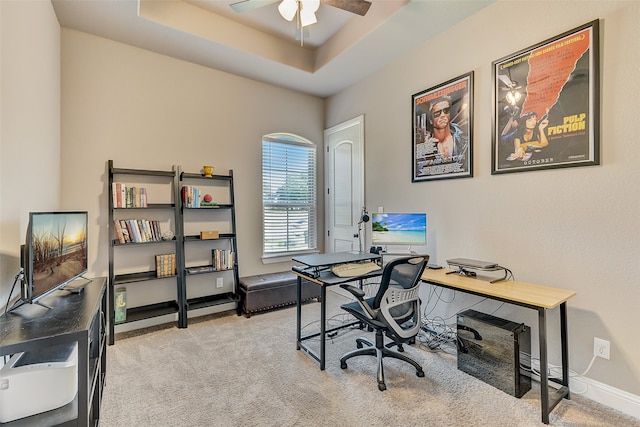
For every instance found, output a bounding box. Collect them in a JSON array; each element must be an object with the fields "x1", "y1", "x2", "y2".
[
  {"x1": 278, "y1": 0, "x2": 297, "y2": 21},
  {"x1": 300, "y1": 0, "x2": 319, "y2": 27}
]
